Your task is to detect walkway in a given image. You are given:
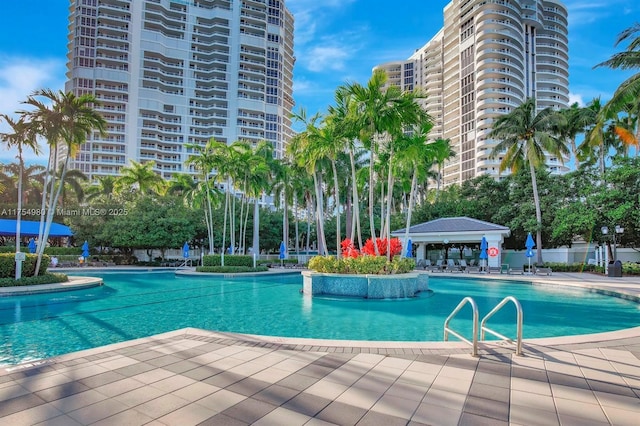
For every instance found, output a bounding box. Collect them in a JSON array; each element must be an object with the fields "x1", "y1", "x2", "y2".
[{"x1": 1, "y1": 272, "x2": 639, "y2": 425}]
